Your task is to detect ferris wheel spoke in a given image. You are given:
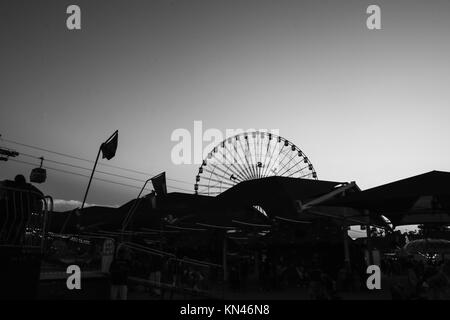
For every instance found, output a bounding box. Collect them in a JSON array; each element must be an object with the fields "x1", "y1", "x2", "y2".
[
  {"x1": 261, "y1": 139, "x2": 278, "y2": 177},
  {"x1": 204, "y1": 165, "x2": 243, "y2": 184},
  {"x1": 197, "y1": 185, "x2": 215, "y2": 194},
  {"x1": 205, "y1": 164, "x2": 237, "y2": 194},
  {"x1": 278, "y1": 159, "x2": 304, "y2": 177},
  {"x1": 231, "y1": 141, "x2": 254, "y2": 180},
  {"x1": 228, "y1": 140, "x2": 251, "y2": 180},
  {"x1": 253, "y1": 134, "x2": 260, "y2": 178},
  {"x1": 265, "y1": 143, "x2": 287, "y2": 177},
  {"x1": 253, "y1": 134, "x2": 258, "y2": 178},
  {"x1": 256, "y1": 136, "x2": 263, "y2": 179},
  {"x1": 259, "y1": 137, "x2": 272, "y2": 178},
  {"x1": 250, "y1": 137, "x2": 260, "y2": 179},
  {"x1": 277, "y1": 144, "x2": 292, "y2": 169},
  {"x1": 196, "y1": 187, "x2": 222, "y2": 195},
  {"x1": 253, "y1": 136, "x2": 259, "y2": 178},
  {"x1": 239, "y1": 138, "x2": 256, "y2": 179},
  {"x1": 209, "y1": 152, "x2": 247, "y2": 182},
  {"x1": 286, "y1": 164, "x2": 310, "y2": 178},
  {"x1": 257, "y1": 135, "x2": 265, "y2": 179},
  {"x1": 265, "y1": 144, "x2": 286, "y2": 176},
  {"x1": 224, "y1": 161, "x2": 248, "y2": 182},
  {"x1": 199, "y1": 191, "x2": 222, "y2": 195},
  {"x1": 204, "y1": 175, "x2": 237, "y2": 187},
  {"x1": 245, "y1": 138, "x2": 257, "y2": 179},
  {"x1": 204, "y1": 179, "x2": 235, "y2": 193},
  {"x1": 222, "y1": 145, "x2": 253, "y2": 181},
  {"x1": 276, "y1": 151, "x2": 299, "y2": 175},
  {"x1": 300, "y1": 171, "x2": 315, "y2": 178},
  {"x1": 196, "y1": 183, "x2": 214, "y2": 189},
  {"x1": 258, "y1": 134, "x2": 264, "y2": 178},
  {"x1": 211, "y1": 164, "x2": 244, "y2": 186},
  {"x1": 197, "y1": 183, "x2": 229, "y2": 194},
  {"x1": 203, "y1": 167, "x2": 242, "y2": 186}
]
